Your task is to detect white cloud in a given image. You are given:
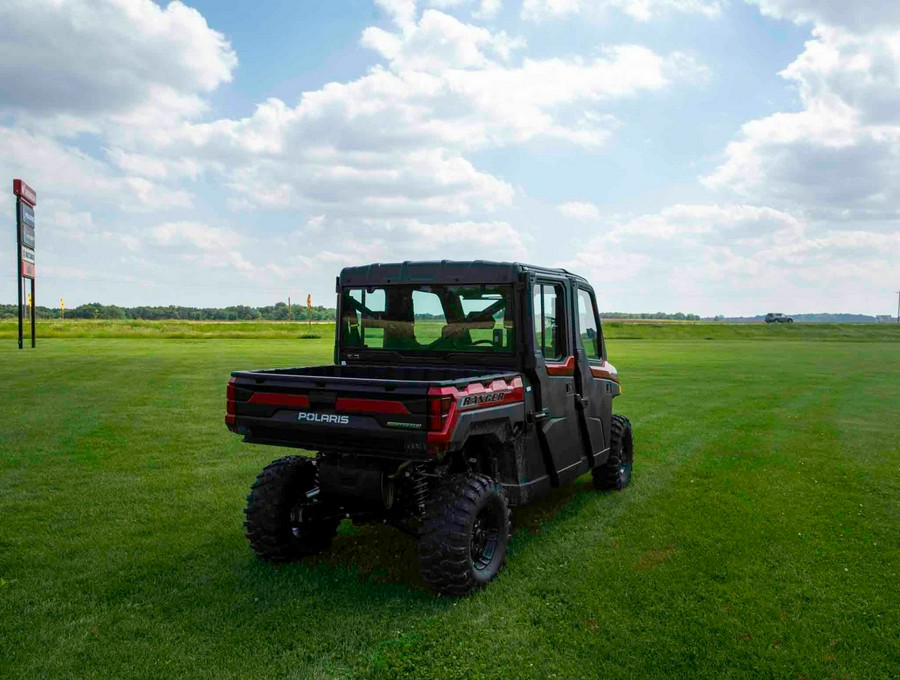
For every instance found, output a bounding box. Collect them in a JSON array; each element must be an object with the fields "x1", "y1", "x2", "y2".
[
  {"x1": 362, "y1": 9, "x2": 524, "y2": 71},
  {"x1": 151, "y1": 222, "x2": 240, "y2": 251},
  {"x1": 558, "y1": 202, "x2": 600, "y2": 220},
  {"x1": 305, "y1": 215, "x2": 327, "y2": 232},
  {"x1": 107, "y1": 149, "x2": 201, "y2": 182},
  {"x1": 607, "y1": 203, "x2": 803, "y2": 241},
  {"x1": 144, "y1": 11, "x2": 698, "y2": 221},
  {"x1": 522, "y1": 0, "x2": 723, "y2": 22},
  {"x1": 560, "y1": 203, "x2": 897, "y2": 313},
  {"x1": 14, "y1": 0, "x2": 891, "y2": 317},
  {"x1": 747, "y1": 0, "x2": 900, "y2": 33},
  {"x1": 402, "y1": 219, "x2": 529, "y2": 258},
  {"x1": 475, "y1": 0, "x2": 503, "y2": 18},
  {"x1": 0, "y1": 0, "x2": 236, "y2": 127},
  {"x1": 0, "y1": 2, "x2": 707, "y2": 305},
  {"x1": 145, "y1": 221, "x2": 278, "y2": 281},
  {"x1": 427, "y1": 0, "x2": 503, "y2": 19},
  {"x1": 706, "y1": 1, "x2": 900, "y2": 224},
  {"x1": 522, "y1": 0, "x2": 581, "y2": 20},
  {"x1": 0, "y1": 127, "x2": 194, "y2": 211},
  {"x1": 375, "y1": 0, "x2": 418, "y2": 28},
  {"x1": 308, "y1": 217, "x2": 529, "y2": 264}
]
